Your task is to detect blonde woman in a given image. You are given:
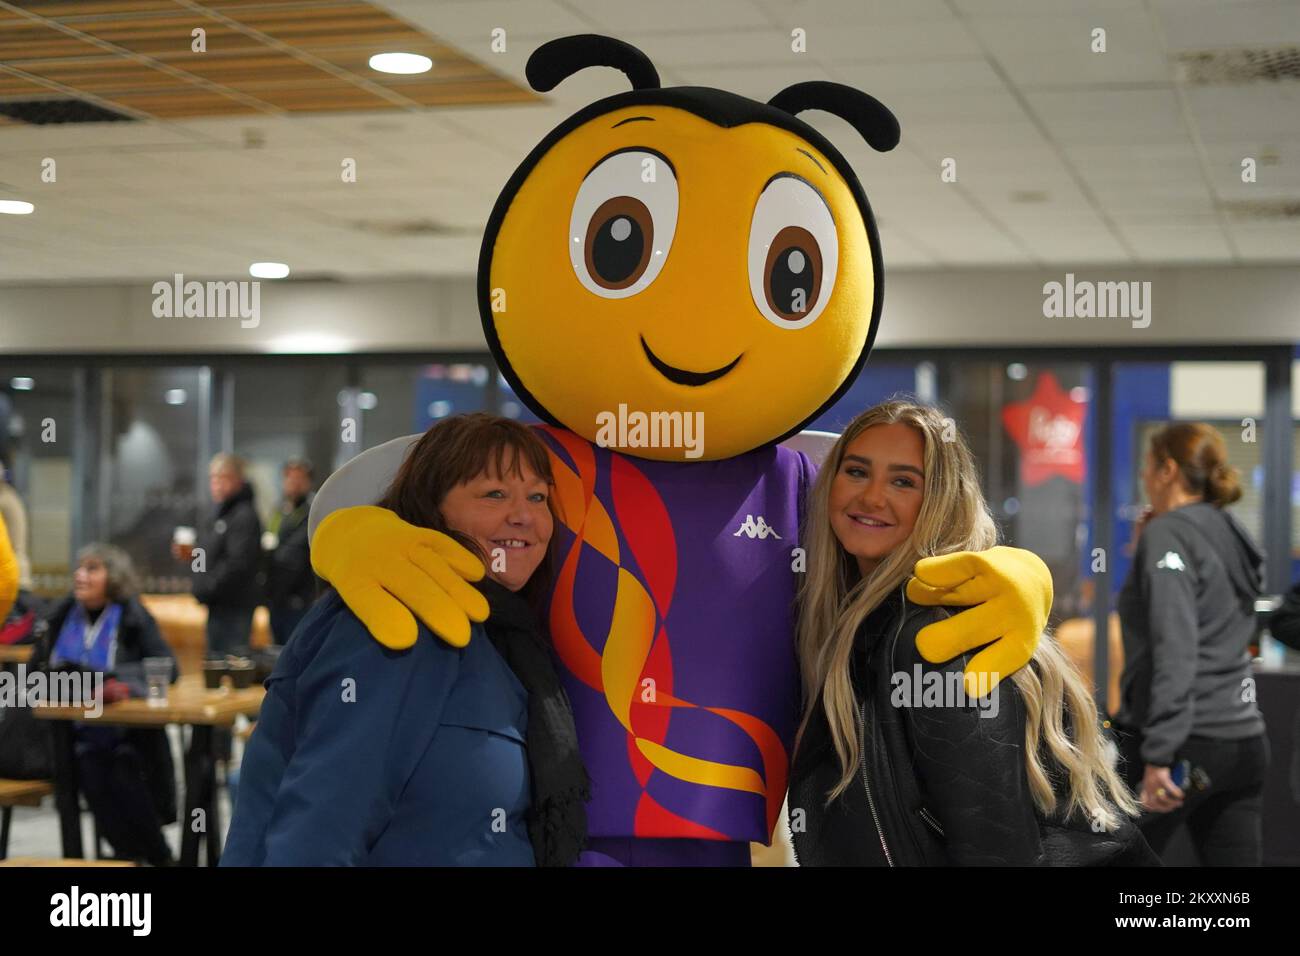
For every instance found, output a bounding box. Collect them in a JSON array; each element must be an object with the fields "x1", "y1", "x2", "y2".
[{"x1": 789, "y1": 400, "x2": 1156, "y2": 866}]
